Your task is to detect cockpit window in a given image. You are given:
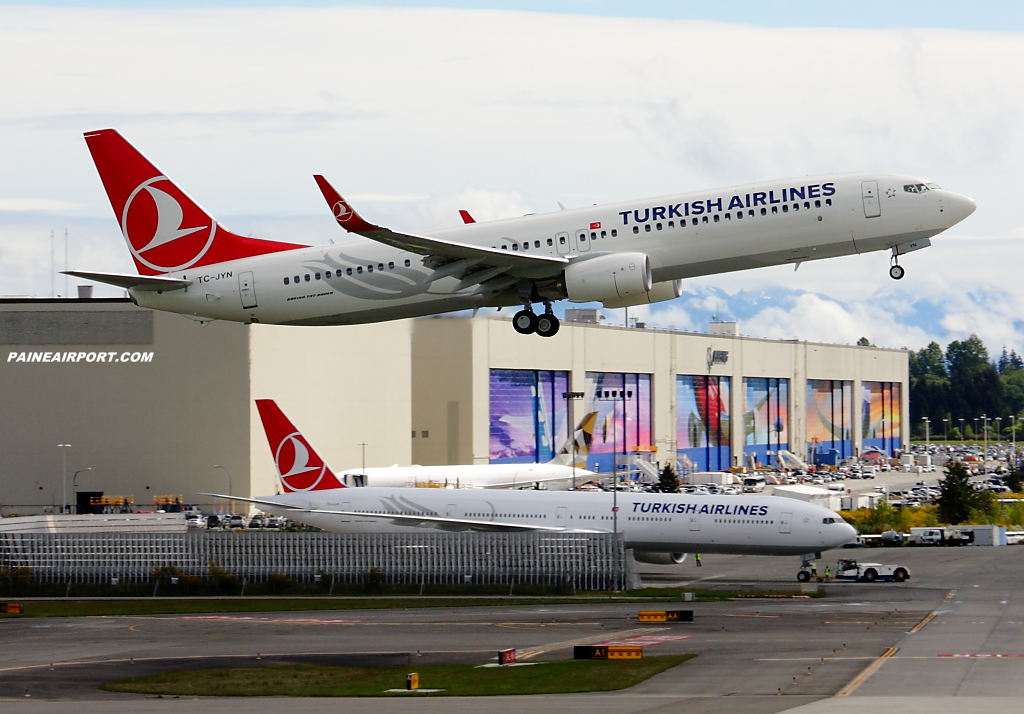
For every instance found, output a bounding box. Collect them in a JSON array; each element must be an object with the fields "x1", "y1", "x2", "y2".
[
  {"x1": 925, "y1": 182, "x2": 940, "y2": 190},
  {"x1": 904, "y1": 184, "x2": 930, "y2": 194},
  {"x1": 823, "y1": 517, "x2": 839, "y2": 524}
]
